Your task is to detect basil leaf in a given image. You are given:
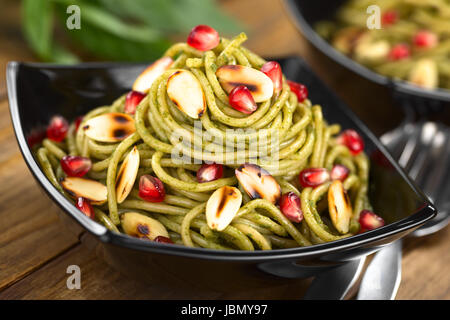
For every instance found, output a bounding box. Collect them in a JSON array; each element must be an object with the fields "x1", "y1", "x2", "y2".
[
  {"x1": 65, "y1": 18, "x2": 171, "y2": 61},
  {"x1": 21, "y1": 0, "x2": 53, "y2": 60}
]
